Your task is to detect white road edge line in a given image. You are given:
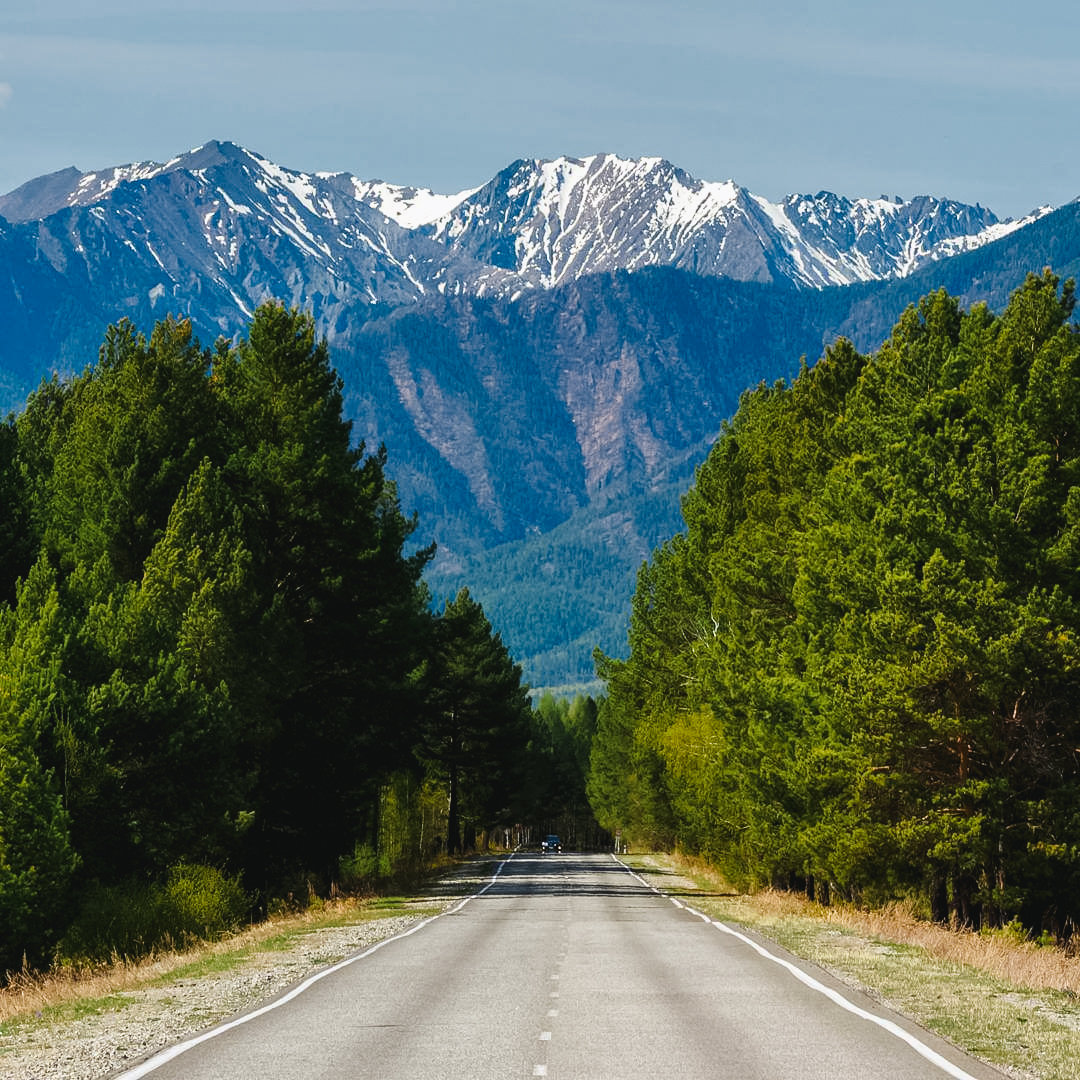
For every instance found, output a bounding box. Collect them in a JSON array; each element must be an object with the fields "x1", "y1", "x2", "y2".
[
  {"x1": 113, "y1": 854, "x2": 517, "y2": 1079},
  {"x1": 613, "y1": 855, "x2": 982, "y2": 1080}
]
